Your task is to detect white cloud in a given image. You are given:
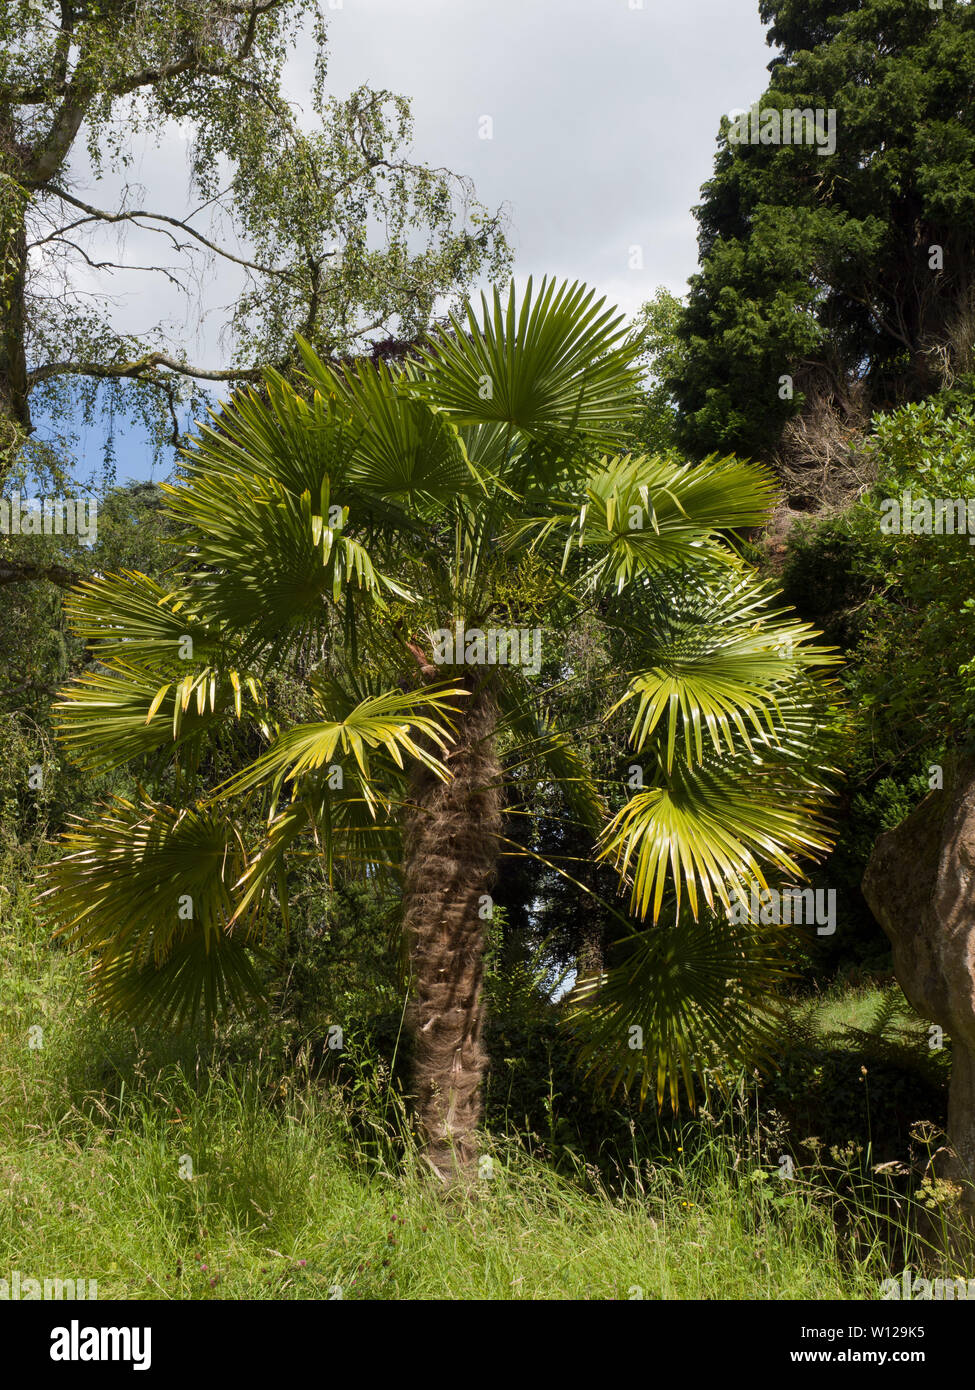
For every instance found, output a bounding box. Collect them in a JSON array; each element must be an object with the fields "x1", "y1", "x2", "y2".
[{"x1": 41, "y1": 0, "x2": 774, "y2": 477}]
